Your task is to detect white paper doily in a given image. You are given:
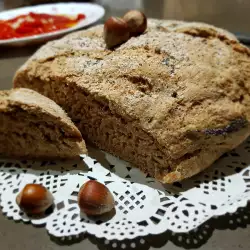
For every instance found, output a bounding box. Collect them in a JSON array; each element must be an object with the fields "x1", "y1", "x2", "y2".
[{"x1": 1, "y1": 137, "x2": 250, "y2": 241}]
